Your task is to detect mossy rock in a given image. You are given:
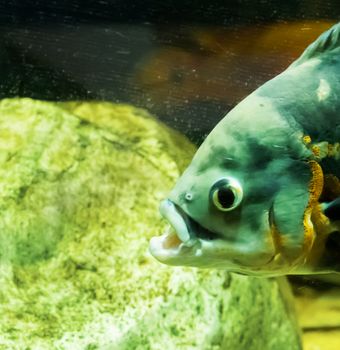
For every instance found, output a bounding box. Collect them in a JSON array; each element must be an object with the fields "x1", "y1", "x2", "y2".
[{"x1": 0, "y1": 98, "x2": 301, "y2": 349}]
